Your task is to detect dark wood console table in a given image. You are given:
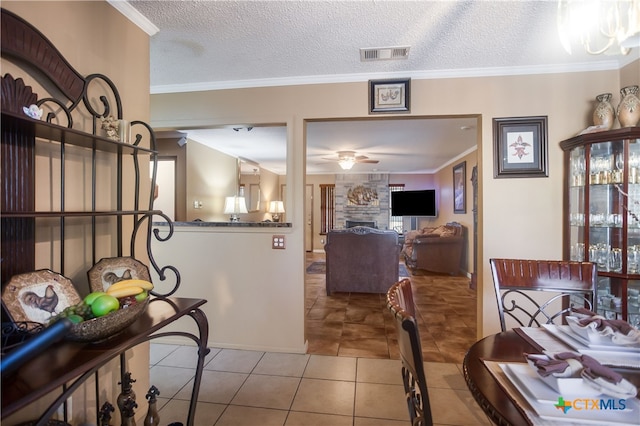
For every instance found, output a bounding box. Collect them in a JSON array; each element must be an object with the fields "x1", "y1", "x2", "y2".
[{"x1": 2, "y1": 296, "x2": 209, "y2": 425}]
